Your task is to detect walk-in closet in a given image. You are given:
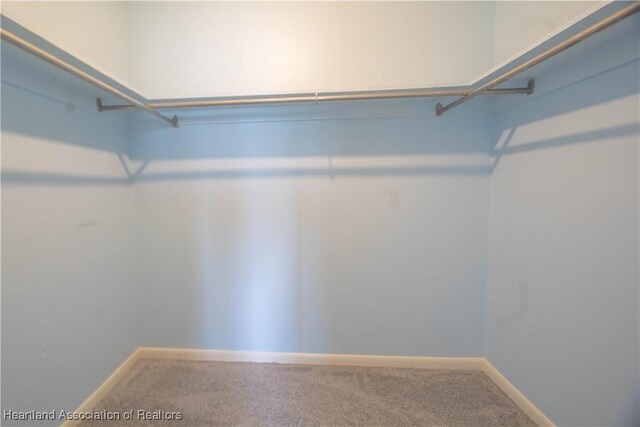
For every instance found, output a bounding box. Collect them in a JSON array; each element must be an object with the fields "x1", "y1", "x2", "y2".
[{"x1": 1, "y1": 2, "x2": 639, "y2": 426}]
